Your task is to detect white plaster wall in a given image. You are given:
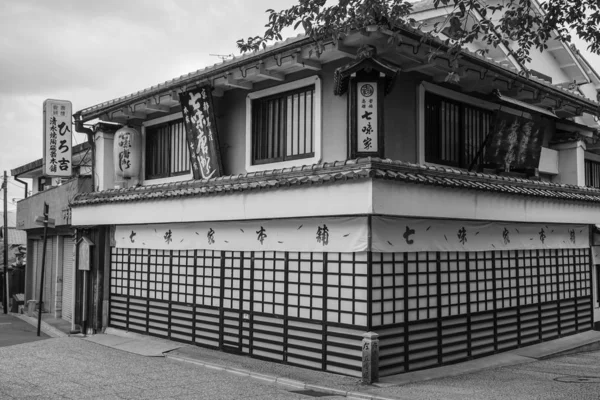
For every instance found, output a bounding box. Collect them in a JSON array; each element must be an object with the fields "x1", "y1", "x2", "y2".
[
  {"x1": 521, "y1": 47, "x2": 570, "y2": 84},
  {"x1": 72, "y1": 180, "x2": 373, "y2": 226},
  {"x1": 95, "y1": 131, "x2": 114, "y2": 191},
  {"x1": 552, "y1": 141, "x2": 586, "y2": 186}
]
